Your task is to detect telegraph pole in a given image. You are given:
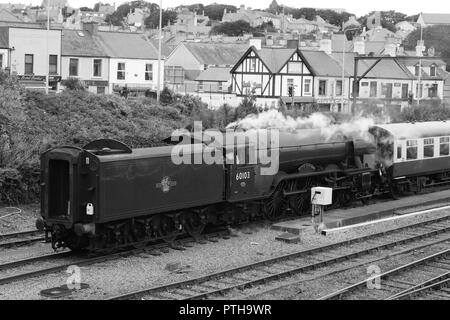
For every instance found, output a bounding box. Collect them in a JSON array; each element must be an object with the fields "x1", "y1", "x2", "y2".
[
  {"x1": 156, "y1": 0, "x2": 162, "y2": 104},
  {"x1": 417, "y1": 24, "x2": 423, "y2": 106},
  {"x1": 46, "y1": 0, "x2": 50, "y2": 94}
]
